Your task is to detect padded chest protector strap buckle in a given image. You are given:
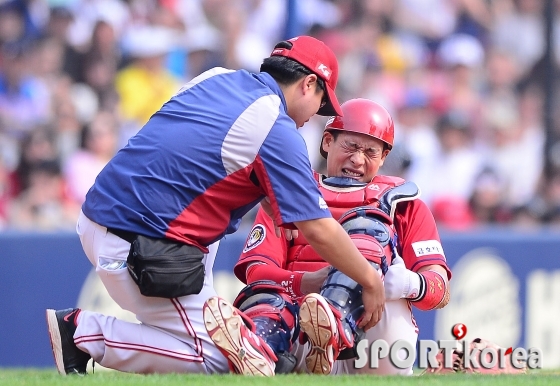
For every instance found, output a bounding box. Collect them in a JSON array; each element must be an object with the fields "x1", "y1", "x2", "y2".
[{"x1": 378, "y1": 181, "x2": 420, "y2": 220}]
